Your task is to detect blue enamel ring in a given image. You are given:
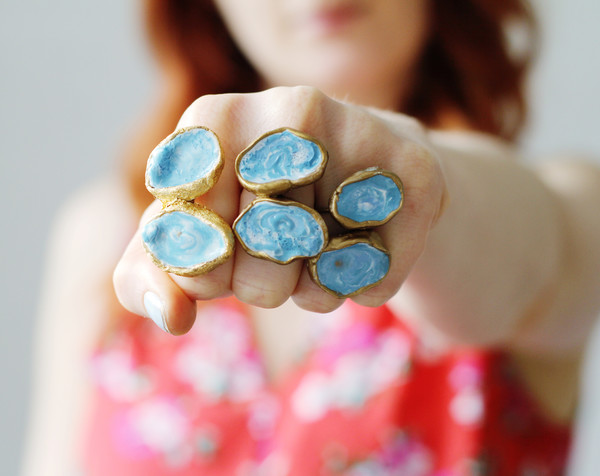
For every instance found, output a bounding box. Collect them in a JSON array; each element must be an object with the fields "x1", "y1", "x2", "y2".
[
  {"x1": 330, "y1": 167, "x2": 403, "y2": 229},
  {"x1": 143, "y1": 126, "x2": 234, "y2": 276},
  {"x1": 307, "y1": 231, "x2": 391, "y2": 298},
  {"x1": 145, "y1": 126, "x2": 224, "y2": 202},
  {"x1": 235, "y1": 127, "x2": 328, "y2": 196},
  {"x1": 233, "y1": 197, "x2": 328, "y2": 264},
  {"x1": 233, "y1": 128, "x2": 330, "y2": 264},
  {"x1": 141, "y1": 200, "x2": 234, "y2": 277}
]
